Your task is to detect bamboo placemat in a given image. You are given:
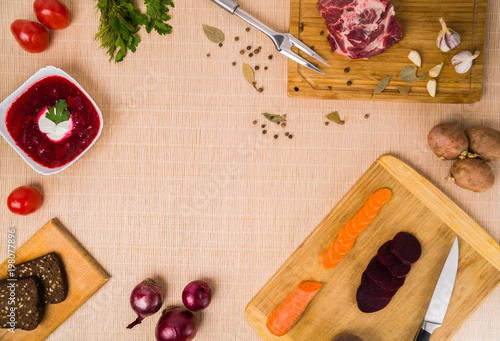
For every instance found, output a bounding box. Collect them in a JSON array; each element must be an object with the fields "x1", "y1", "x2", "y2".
[{"x1": 0, "y1": 1, "x2": 498, "y2": 340}]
